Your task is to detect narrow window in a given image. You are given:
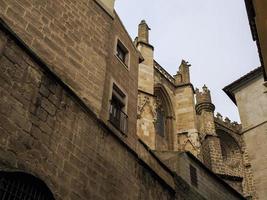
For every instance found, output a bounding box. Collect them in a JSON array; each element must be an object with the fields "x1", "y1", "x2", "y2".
[
  {"x1": 155, "y1": 107, "x2": 165, "y2": 137},
  {"x1": 116, "y1": 40, "x2": 128, "y2": 65},
  {"x1": 190, "y1": 165, "x2": 198, "y2": 188},
  {"x1": 109, "y1": 84, "x2": 128, "y2": 134}
]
